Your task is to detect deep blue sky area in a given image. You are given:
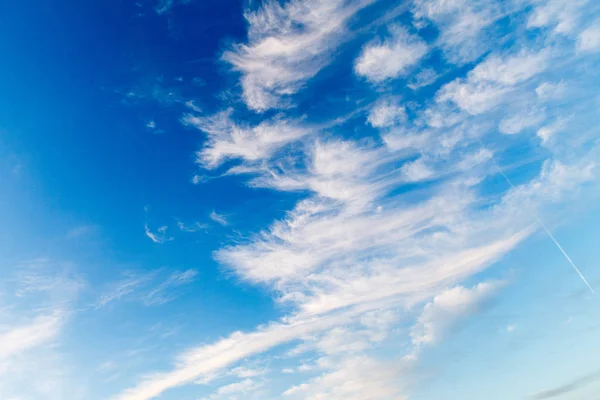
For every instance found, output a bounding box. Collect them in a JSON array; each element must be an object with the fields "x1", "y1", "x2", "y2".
[{"x1": 0, "y1": 0, "x2": 281, "y2": 356}]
